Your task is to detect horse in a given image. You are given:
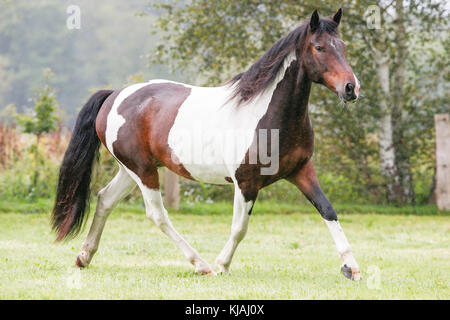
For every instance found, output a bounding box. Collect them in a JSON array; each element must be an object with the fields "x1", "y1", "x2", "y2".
[{"x1": 52, "y1": 9, "x2": 361, "y2": 280}]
